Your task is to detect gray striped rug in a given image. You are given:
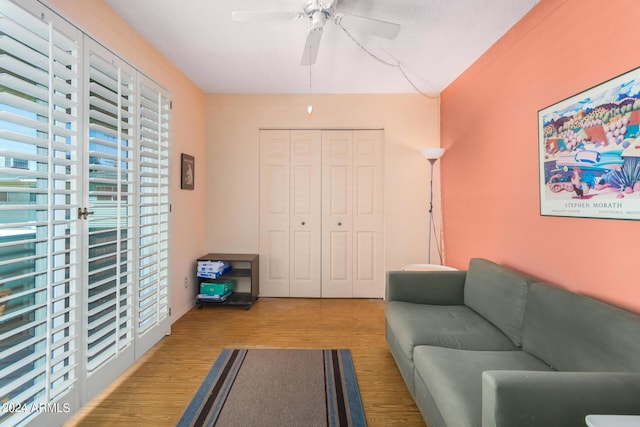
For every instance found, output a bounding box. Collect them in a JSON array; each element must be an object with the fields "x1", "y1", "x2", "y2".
[{"x1": 177, "y1": 349, "x2": 366, "y2": 427}]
